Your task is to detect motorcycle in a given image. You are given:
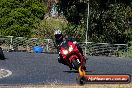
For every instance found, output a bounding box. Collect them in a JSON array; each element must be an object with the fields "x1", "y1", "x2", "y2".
[{"x1": 59, "y1": 40, "x2": 86, "y2": 70}]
